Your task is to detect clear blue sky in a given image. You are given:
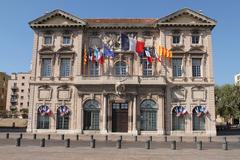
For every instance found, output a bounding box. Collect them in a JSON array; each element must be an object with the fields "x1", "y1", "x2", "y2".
[{"x1": 0, "y1": 0, "x2": 239, "y2": 85}]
